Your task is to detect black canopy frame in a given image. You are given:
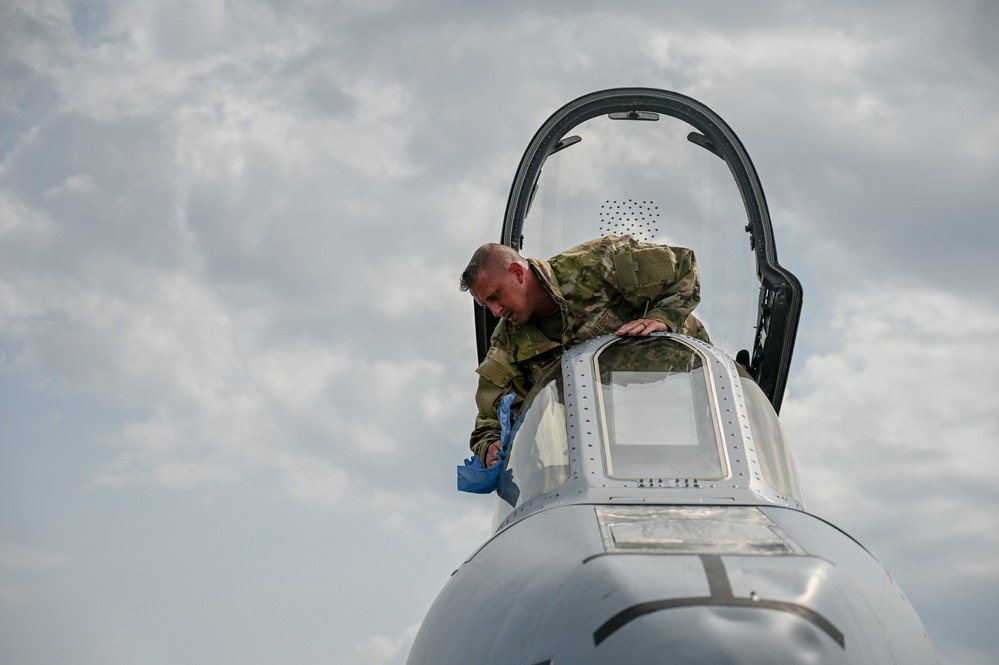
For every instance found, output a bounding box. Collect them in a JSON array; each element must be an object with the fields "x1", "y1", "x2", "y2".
[{"x1": 474, "y1": 88, "x2": 802, "y2": 412}]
